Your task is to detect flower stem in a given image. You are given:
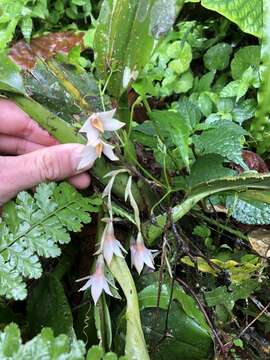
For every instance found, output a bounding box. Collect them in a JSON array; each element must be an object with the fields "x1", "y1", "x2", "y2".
[{"x1": 109, "y1": 256, "x2": 150, "y2": 360}]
